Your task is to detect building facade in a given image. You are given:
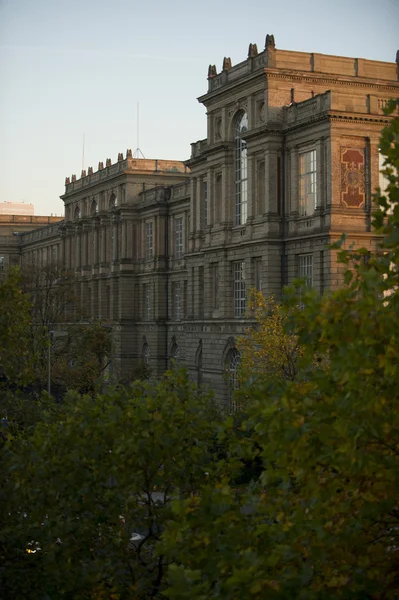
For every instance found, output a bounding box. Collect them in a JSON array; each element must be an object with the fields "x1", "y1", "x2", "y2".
[
  {"x1": 0, "y1": 201, "x2": 35, "y2": 216},
  {"x1": 1, "y1": 37, "x2": 398, "y2": 407}
]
